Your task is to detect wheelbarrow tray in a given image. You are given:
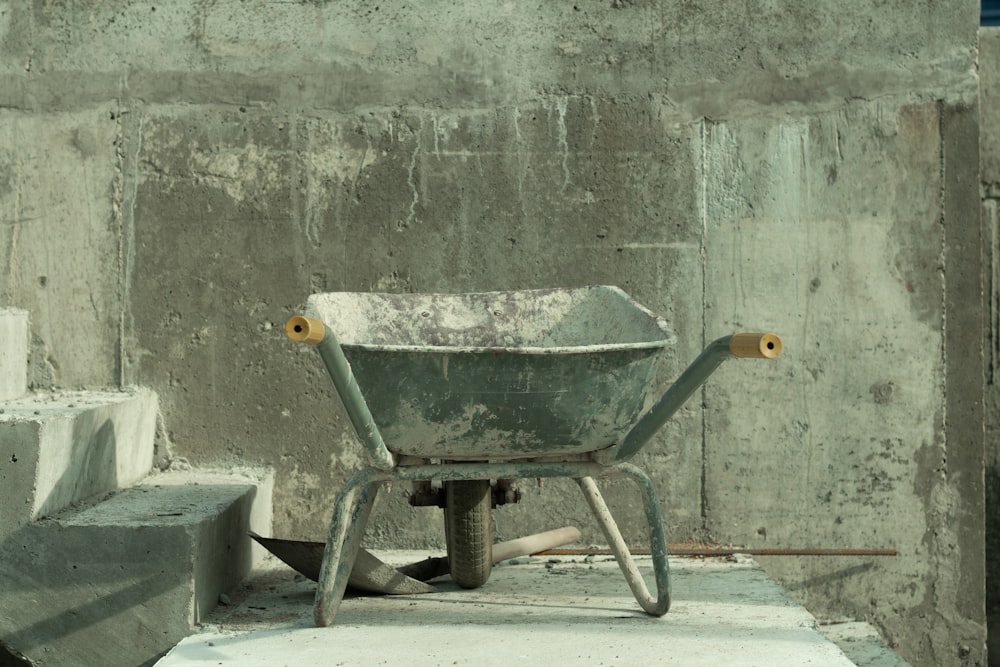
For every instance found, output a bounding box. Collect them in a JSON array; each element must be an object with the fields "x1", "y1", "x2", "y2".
[{"x1": 305, "y1": 286, "x2": 676, "y2": 461}]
